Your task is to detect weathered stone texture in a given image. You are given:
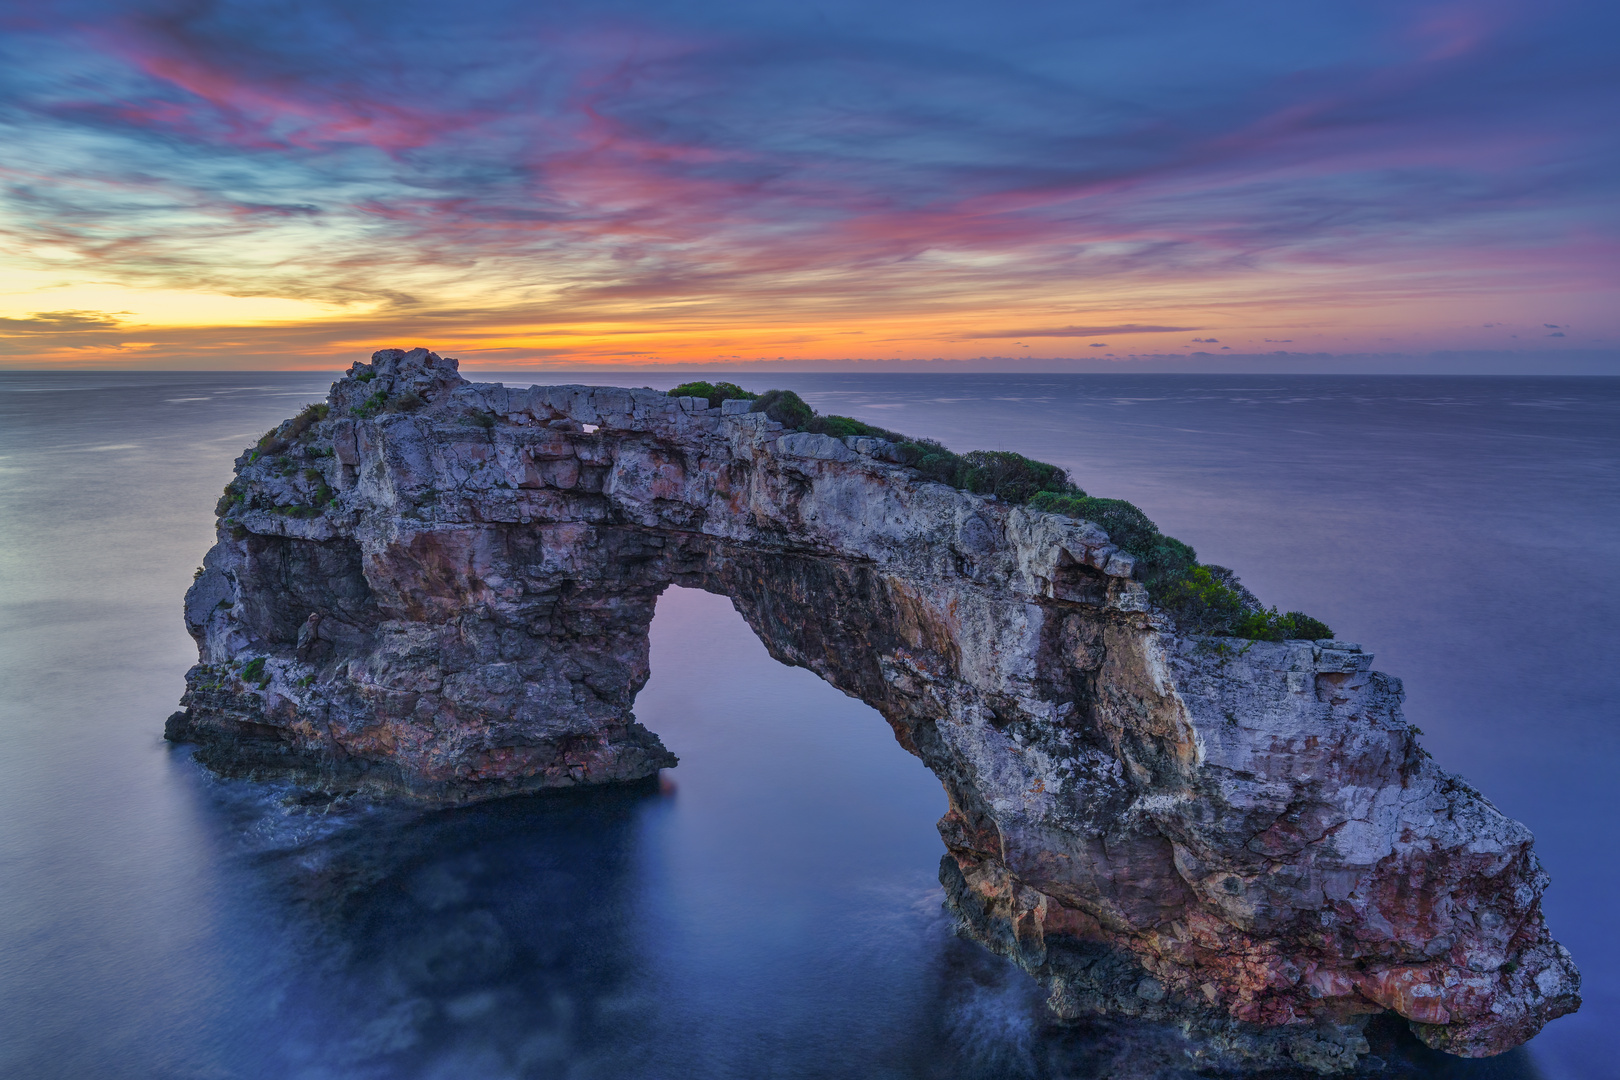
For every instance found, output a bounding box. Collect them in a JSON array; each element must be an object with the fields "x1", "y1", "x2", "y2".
[{"x1": 169, "y1": 348, "x2": 1577, "y2": 1069}]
